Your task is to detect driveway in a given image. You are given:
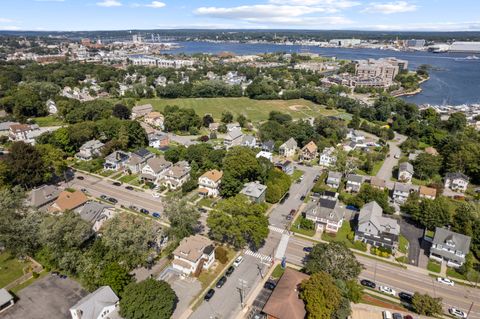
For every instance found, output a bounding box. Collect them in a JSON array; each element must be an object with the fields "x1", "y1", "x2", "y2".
[
  {"x1": 376, "y1": 133, "x2": 407, "y2": 181},
  {"x1": 398, "y1": 217, "x2": 424, "y2": 266},
  {"x1": 0, "y1": 274, "x2": 87, "y2": 319}
]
